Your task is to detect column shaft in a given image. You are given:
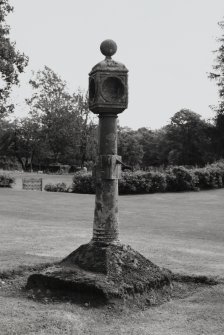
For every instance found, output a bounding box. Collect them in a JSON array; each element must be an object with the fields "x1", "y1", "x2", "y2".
[{"x1": 92, "y1": 114, "x2": 119, "y2": 244}]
